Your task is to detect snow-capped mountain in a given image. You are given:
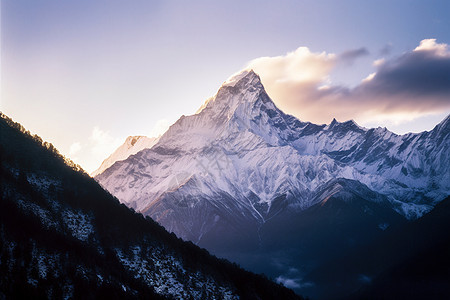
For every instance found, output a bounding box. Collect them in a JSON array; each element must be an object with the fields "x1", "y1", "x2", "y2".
[
  {"x1": 0, "y1": 113, "x2": 300, "y2": 299},
  {"x1": 91, "y1": 135, "x2": 159, "y2": 177},
  {"x1": 96, "y1": 70, "x2": 449, "y2": 246}
]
